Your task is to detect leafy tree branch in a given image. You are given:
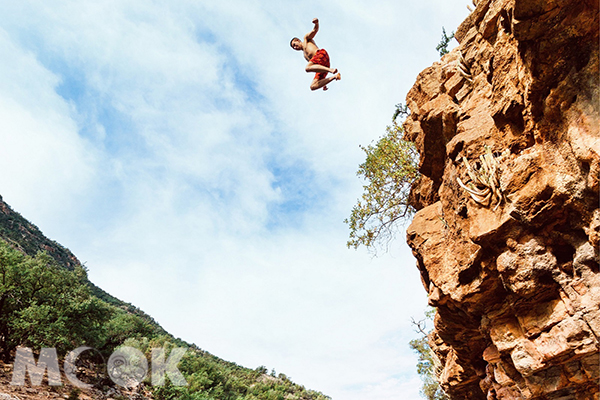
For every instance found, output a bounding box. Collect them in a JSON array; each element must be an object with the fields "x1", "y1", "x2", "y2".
[
  {"x1": 436, "y1": 27, "x2": 455, "y2": 57},
  {"x1": 410, "y1": 309, "x2": 448, "y2": 400},
  {"x1": 346, "y1": 122, "x2": 419, "y2": 251}
]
